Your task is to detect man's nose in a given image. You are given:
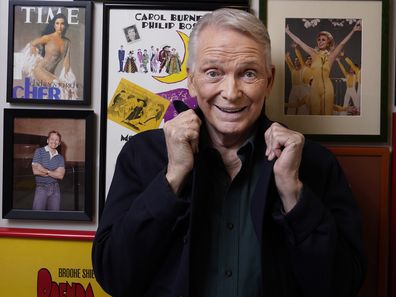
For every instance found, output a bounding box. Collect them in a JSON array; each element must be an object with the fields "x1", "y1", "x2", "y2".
[{"x1": 221, "y1": 75, "x2": 241, "y2": 101}]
